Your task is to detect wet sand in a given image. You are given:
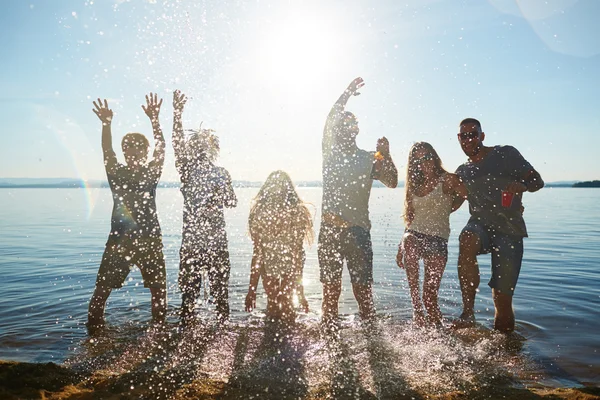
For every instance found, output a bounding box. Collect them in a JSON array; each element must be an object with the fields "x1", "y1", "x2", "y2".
[{"x1": 1, "y1": 359, "x2": 599, "y2": 400}]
